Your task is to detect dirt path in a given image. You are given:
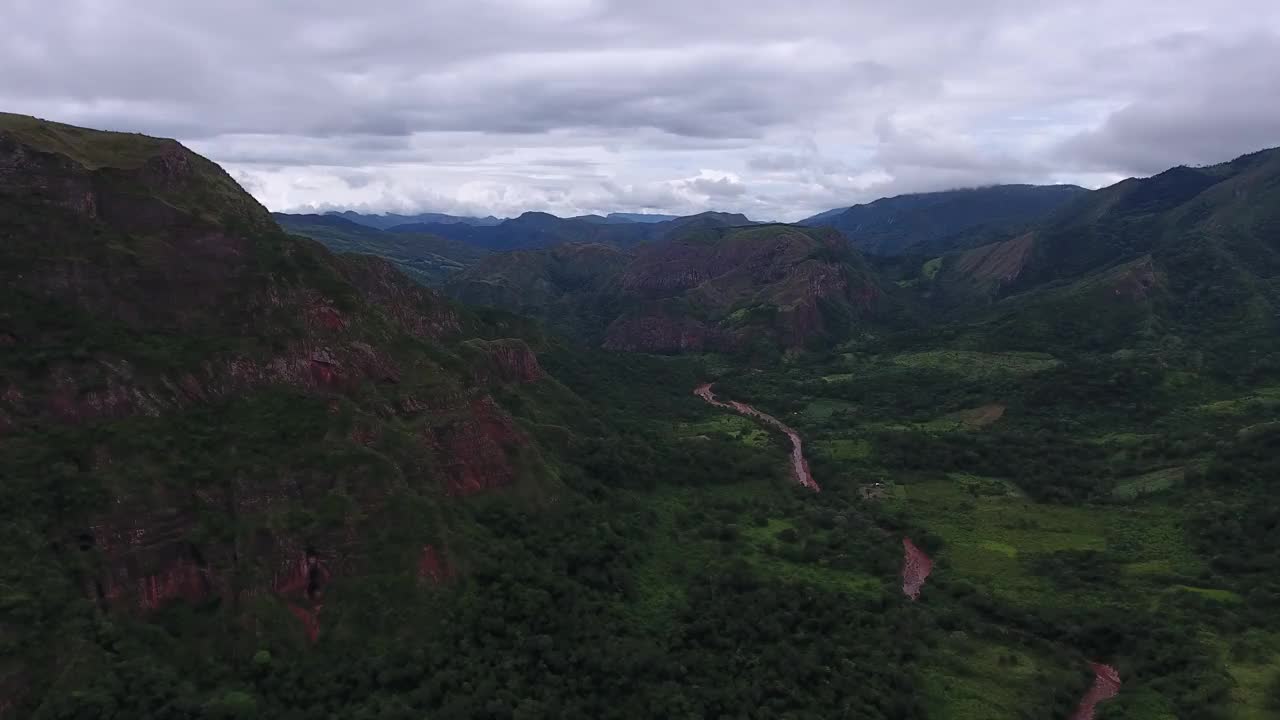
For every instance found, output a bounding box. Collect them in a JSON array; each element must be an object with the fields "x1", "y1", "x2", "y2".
[
  {"x1": 694, "y1": 383, "x2": 820, "y2": 491},
  {"x1": 901, "y1": 537, "x2": 933, "y2": 600},
  {"x1": 1070, "y1": 663, "x2": 1121, "y2": 720},
  {"x1": 694, "y1": 383, "x2": 936, "y2": 598},
  {"x1": 695, "y1": 383, "x2": 1114, "y2": 710}
]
